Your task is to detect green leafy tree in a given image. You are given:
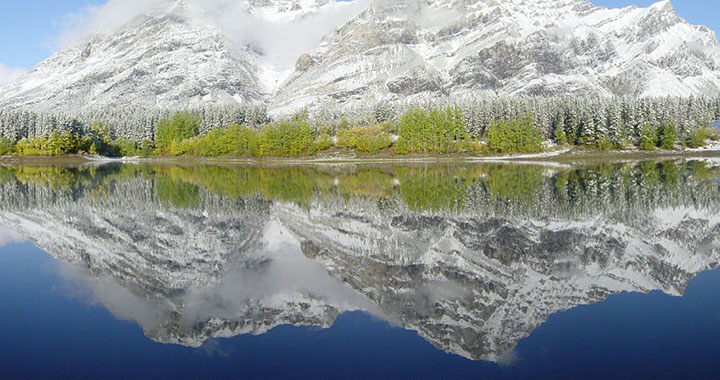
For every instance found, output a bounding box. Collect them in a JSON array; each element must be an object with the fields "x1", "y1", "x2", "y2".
[
  {"x1": 484, "y1": 117, "x2": 544, "y2": 154},
  {"x1": 194, "y1": 124, "x2": 260, "y2": 157},
  {"x1": 638, "y1": 124, "x2": 658, "y2": 151},
  {"x1": 337, "y1": 124, "x2": 393, "y2": 154},
  {"x1": 155, "y1": 112, "x2": 201, "y2": 149},
  {"x1": 259, "y1": 116, "x2": 316, "y2": 157},
  {"x1": 396, "y1": 106, "x2": 472, "y2": 154},
  {"x1": 0, "y1": 138, "x2": 15, "y2": 155},
  {"x1": 554, "y1": 124, "x2": 568, "y2": 145},
  {"x1": 659, "y1": 122, "x2": 678, "y2": 150}
]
